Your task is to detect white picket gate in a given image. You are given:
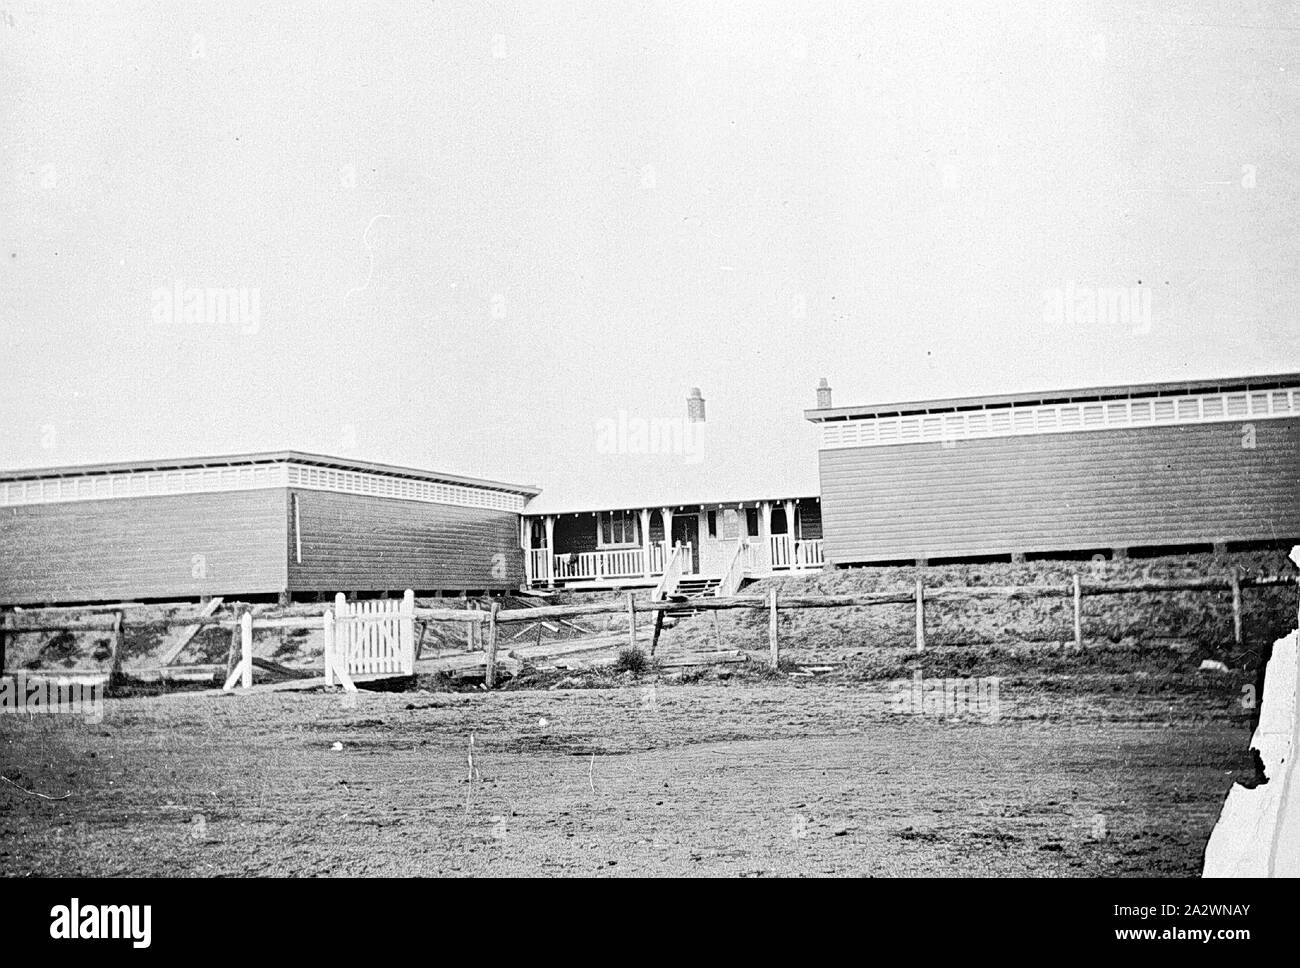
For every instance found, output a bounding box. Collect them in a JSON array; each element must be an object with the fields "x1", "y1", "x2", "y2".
[{"x1": 323, "y1": 590, "x2": 415, "y2": 690}]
